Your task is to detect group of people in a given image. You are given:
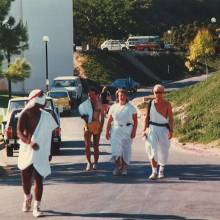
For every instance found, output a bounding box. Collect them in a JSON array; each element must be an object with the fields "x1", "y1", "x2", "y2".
[
  {"x1": 78, "y1": 84, "x2": 173, "y2": 179},
  {"x1": 16, "y1": 84, "x2": 173, "y2": 217}
]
